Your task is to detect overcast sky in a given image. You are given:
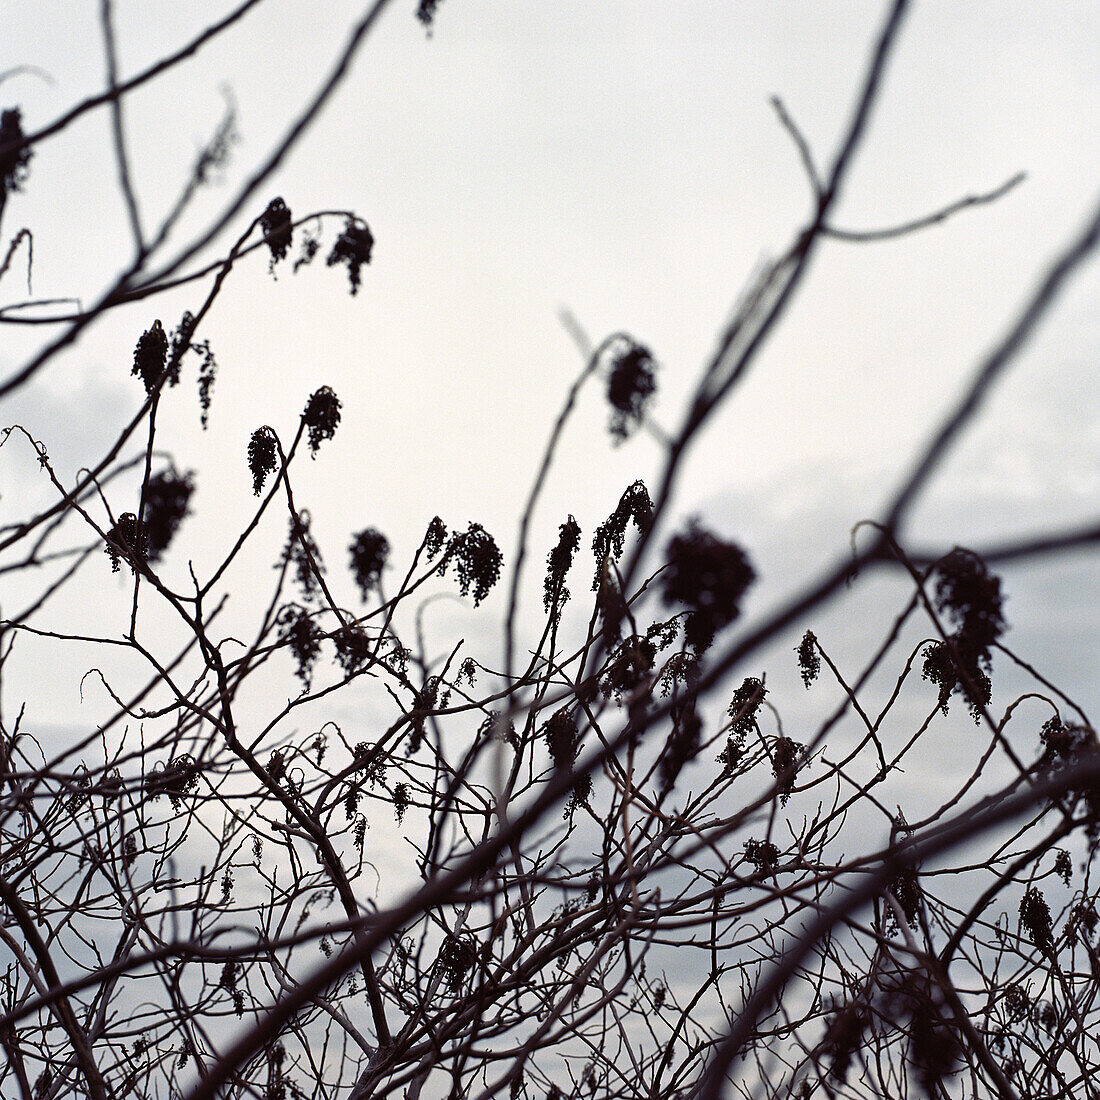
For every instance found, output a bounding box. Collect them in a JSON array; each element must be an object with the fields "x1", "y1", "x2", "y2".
[{"x1": 2, "y1": 1, "x2": 1097, "y2": 772}]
